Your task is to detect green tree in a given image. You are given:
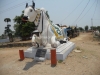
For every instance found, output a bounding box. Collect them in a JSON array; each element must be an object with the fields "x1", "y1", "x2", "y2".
[
  {"x1": 90, "y1": 26, "x2": 96, "y2": 31},
  {"x1": 90, "y1": 26, "x2": 100, "y2": 32},
  {"x1": 85, "y1": 25, "x2": 88, "y2": 32},
  {"x1": 78, "y1": 27, "x2": 84, "y2": 32},
  {"x1": 1, "y1": 34, "x2": 4, "y2": 39},
  {"x1": 97, "y1": 26, "x2": 100, "y2": 32},
  {"x1": 4, "y1": 18, "x2": 13, "y2": 42},
  {"x1": 5, "y1": 24, "x2": 13, "y2": 42},
  {"x1": 5, "y1": 24, "x2": 11, "y2": 34},
  {"x1": 13, "y1": 11, "x2": 36, "y2": 40},
  {"x1": 14, "y1": 15, "x2": 23, "y2": 24},
  {"x1": 4, "y1": 18, "x2": 11, "y2": 25}
]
